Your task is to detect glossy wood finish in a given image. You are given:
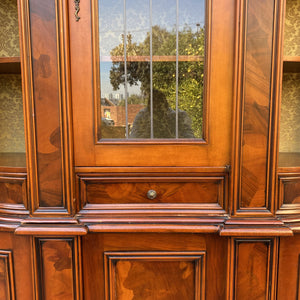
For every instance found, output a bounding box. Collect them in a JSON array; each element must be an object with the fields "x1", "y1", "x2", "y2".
[
  {"x1": 232, "y1": 0, "x2": 279, "y2": 214},
  {"x1": 82, "y1": 233, "x2": 227, "y2": 300},
  {"x1": 104, "y1": 251, "x2": 205, "y2": 300},
  {"x1": 26, "y1": 0, "x2": 73, "y2": 215},
  {"x1": 1, "y1": 0, "x2": 300, "y2": 298},
  {"x1": 231, "y1": 239, "x2": 275, "y2": 299},
  {"x1": 34, "y1": 238, "x2": 81, "y2": 300},
  {"x1": 70, "y1": 0, "x2": 235, "y2": 167}
]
